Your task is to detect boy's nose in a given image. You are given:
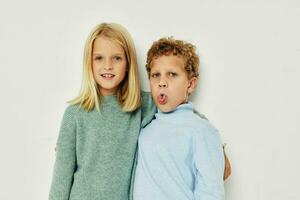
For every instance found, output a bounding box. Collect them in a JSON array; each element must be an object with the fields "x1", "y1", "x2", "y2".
[{"x1": 158, "y1": 78, "x2": 167, "y2": 88}]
